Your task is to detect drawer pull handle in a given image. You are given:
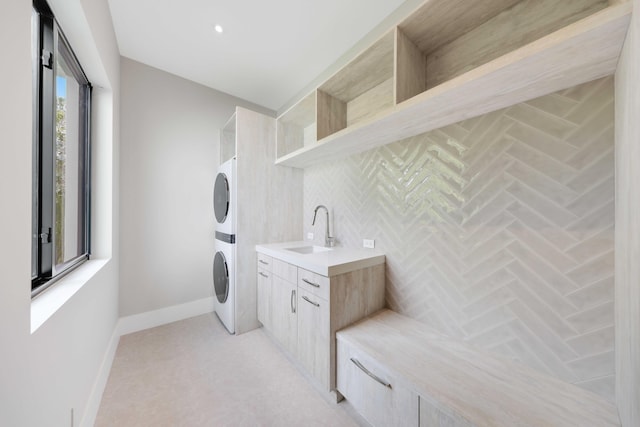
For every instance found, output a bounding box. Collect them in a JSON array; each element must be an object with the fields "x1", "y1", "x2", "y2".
[
  {"x1": 302, "y1": 278, "x2": 320, "y2": 288},
  {"x1": 291, "y1": 290, "x2": 296, "y2": 314},
  {"x1": 350, "y1": 358, "x2": 392, "y2": 389},
  {"x1": 259, "y1": 260, "x2": 269, "y2": 265},
  {"x1": 258, "y1": 272, "x2": 269, "y2": 278},
  {"x1": 302, "y1": 295, "x2": 320, "y2": 307}
]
